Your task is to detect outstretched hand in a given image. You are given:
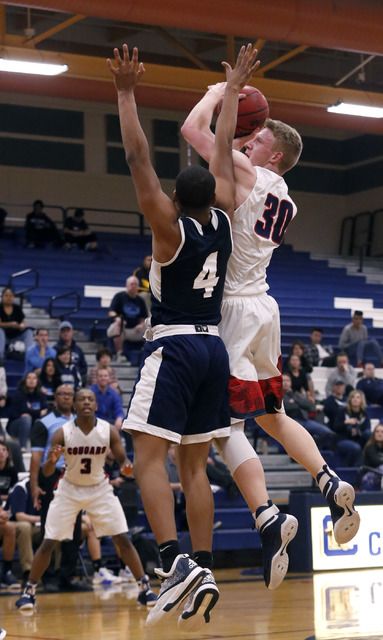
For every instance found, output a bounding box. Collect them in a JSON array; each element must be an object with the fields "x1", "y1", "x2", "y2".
[
  {"x1": 107, "y1": 44, "x2": 145, "y2": 92},
  {"x1": 222, "y1": 43, "x2": 260, "y2": 92}
]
